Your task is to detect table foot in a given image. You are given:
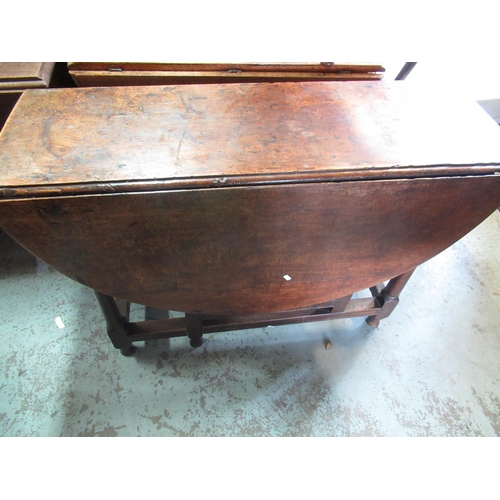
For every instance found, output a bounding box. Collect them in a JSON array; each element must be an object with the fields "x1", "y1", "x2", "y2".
[
  {"x1": 366, "y1": 315, "x2": 380, "y2": 327},
  {"x1": 186, "y1": 313, "x2": 203, "y2": 348},
  {"x1": 189, "y1": 337, "x2": 203, "y2": 348},
  {"x1": 120, "y1": 345, "x2": 137, "y2": 357}
]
